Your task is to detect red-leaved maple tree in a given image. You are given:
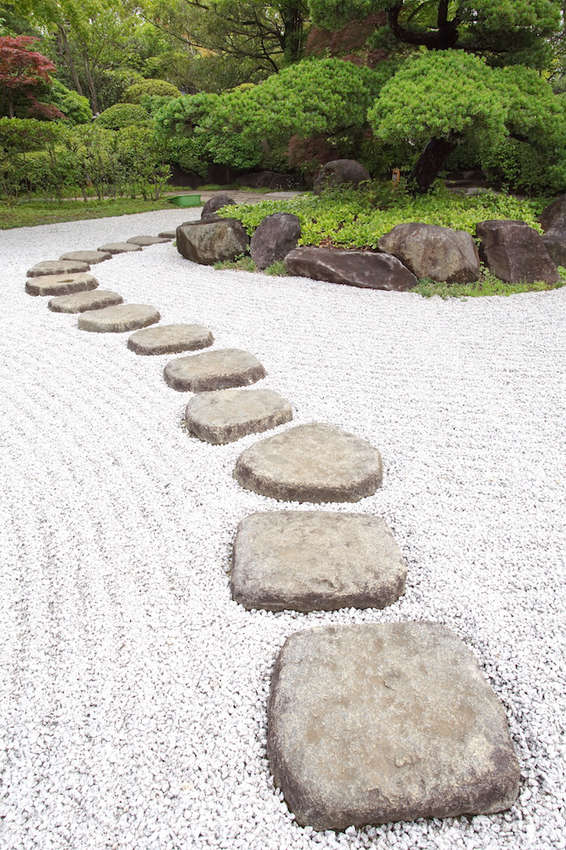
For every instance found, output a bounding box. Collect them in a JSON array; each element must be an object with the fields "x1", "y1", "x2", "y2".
[{"x1": 0, "y1": 35, "x2": 63, "y2": 119}]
